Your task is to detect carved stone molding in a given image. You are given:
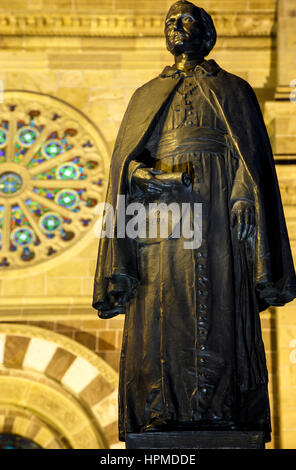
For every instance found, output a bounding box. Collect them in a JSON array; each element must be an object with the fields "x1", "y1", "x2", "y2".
[
  {"x1": 0, "y1": 323, "x2": 118, "y2": 387},
  {"x1": 0, "y1": 11, "x2": 276, "y2": 37},
  {"x1": 0, "y1": 323, "x2": 121, "y2": 448}
]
